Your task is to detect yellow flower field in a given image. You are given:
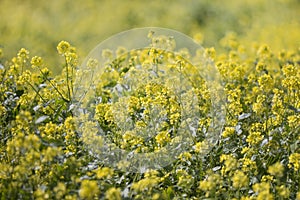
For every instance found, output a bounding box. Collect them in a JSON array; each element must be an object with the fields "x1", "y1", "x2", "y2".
[{"x1": 0, "y1": 0, "x2": 299, "y2": 199}]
